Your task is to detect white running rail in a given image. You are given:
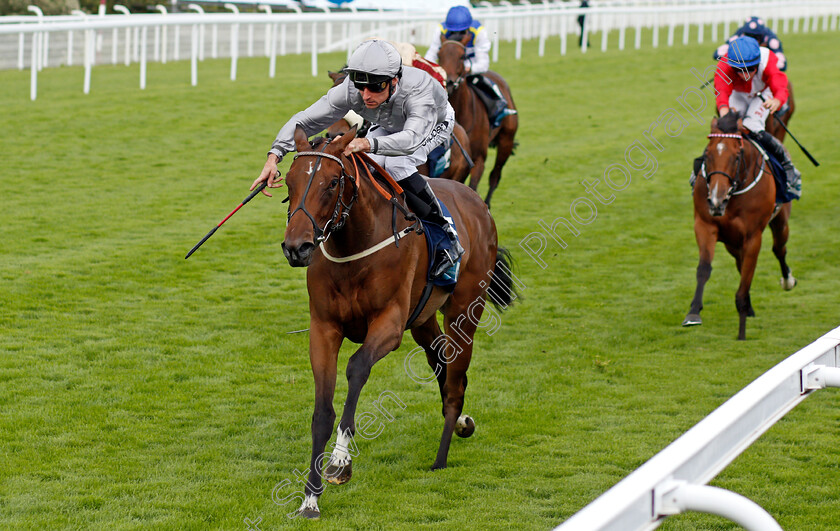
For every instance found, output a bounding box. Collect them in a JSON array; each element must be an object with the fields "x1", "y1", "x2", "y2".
[
  {"x1": 555, "y1": 325, "x2": 840, "y2": 531},
  {"x1": 1, "y1": 0, "x2": 839, "y2": 99}
]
